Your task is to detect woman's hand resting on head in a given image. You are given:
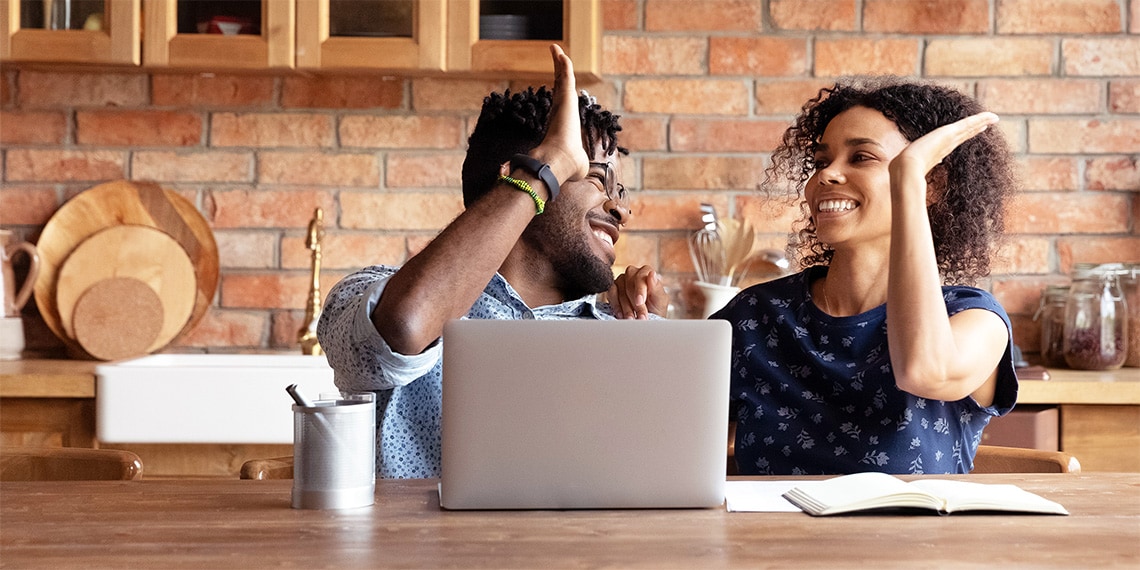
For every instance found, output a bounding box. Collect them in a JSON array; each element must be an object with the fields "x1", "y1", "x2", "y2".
[{"x1": 888, "y1": 111, "x2": 999, "y2": 197}]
